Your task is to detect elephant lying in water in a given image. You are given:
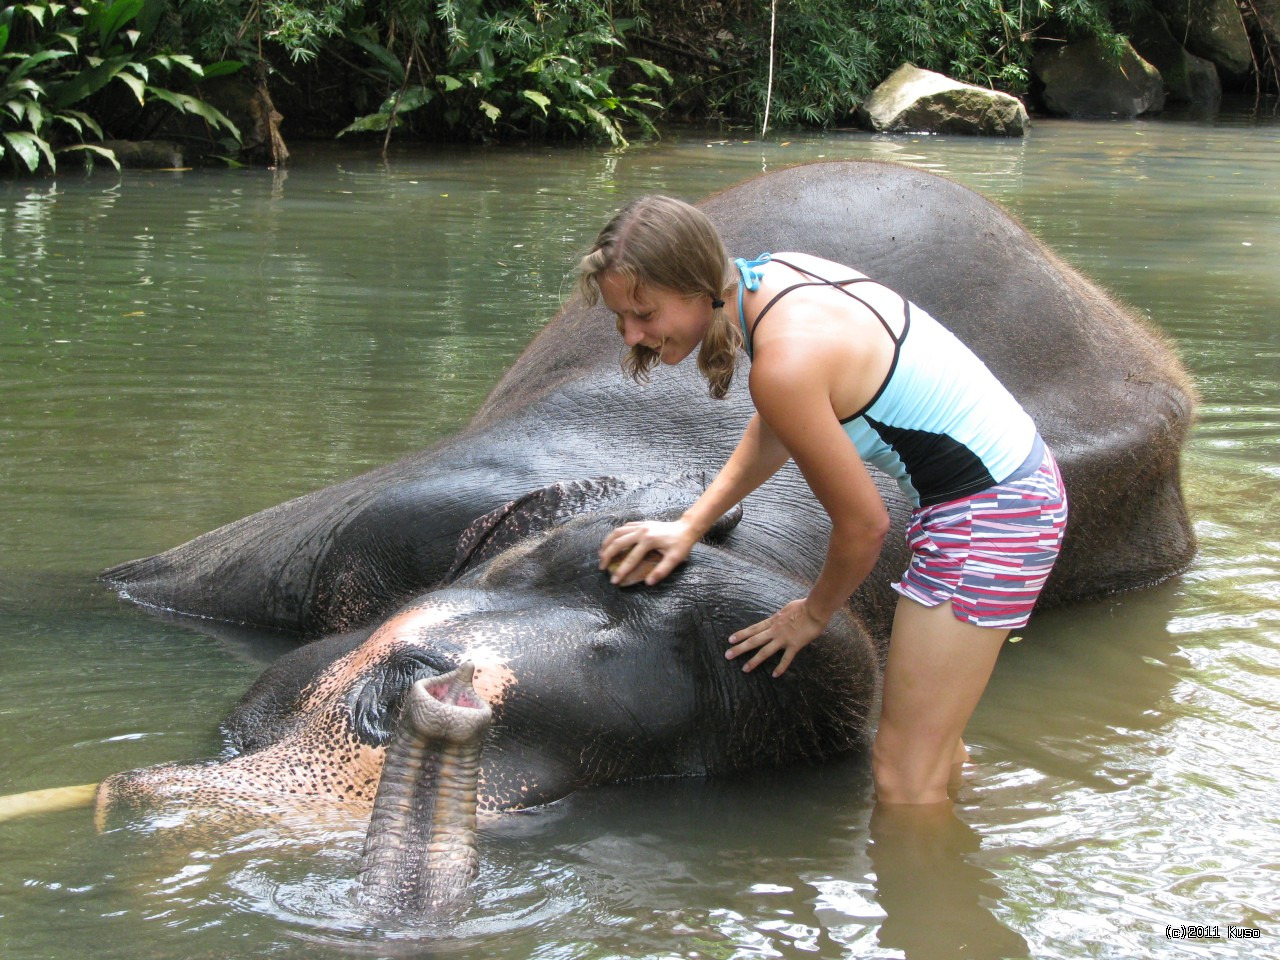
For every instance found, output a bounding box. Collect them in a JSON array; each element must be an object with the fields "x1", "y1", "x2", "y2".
[
  {"x1": 103, "y1": 476, "x2": 882, "y2": 917},
  {"x1": 96, "y1": 160, "x2": 1196, "y2": 915}
]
